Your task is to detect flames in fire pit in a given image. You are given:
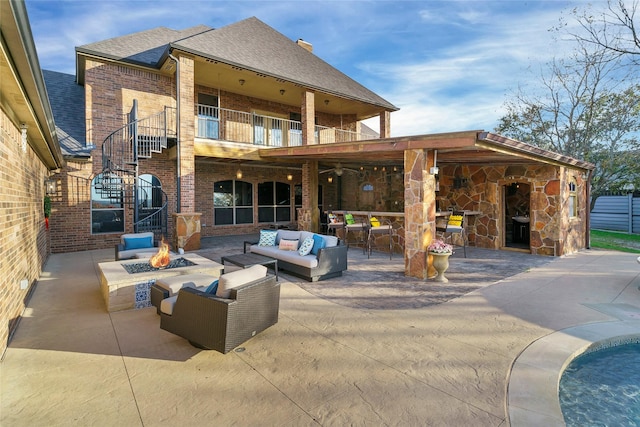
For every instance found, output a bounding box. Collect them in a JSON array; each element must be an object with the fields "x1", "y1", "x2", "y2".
[{"x1": 149, "y1": 237, "x2": 170, "y2": 268}]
